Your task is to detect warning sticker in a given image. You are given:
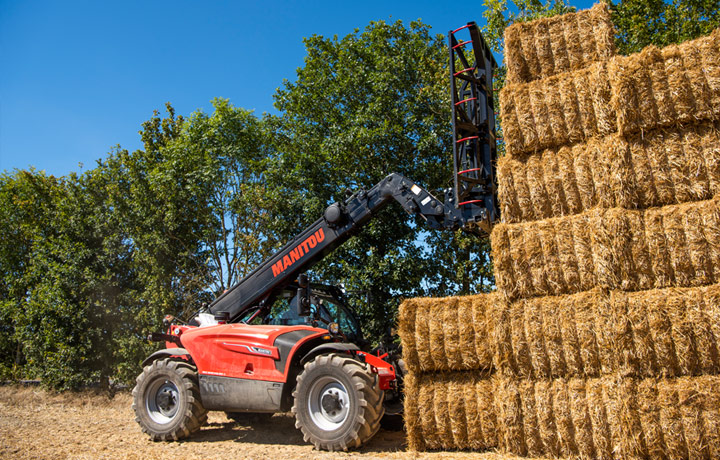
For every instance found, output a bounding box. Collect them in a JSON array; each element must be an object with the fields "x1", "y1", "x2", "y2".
[
  {"x1": 411, "y1": 184, "x2": 422, "y2": 195},
  {"x1": 421, "y1": 196, "x2": 432, "y2": 206}
]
